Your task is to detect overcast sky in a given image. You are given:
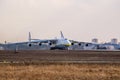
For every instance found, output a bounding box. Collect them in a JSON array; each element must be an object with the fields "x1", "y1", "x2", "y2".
[{"x1": 0, "y1": 0, "x2": 120, "y2": 43}]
